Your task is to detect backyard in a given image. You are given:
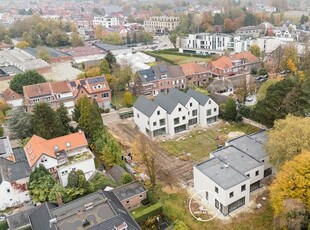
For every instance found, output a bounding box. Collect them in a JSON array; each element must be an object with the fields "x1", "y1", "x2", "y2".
[
  {"x1": 158, "y1": 122, "x2": 260, "y2": 161},
  {"x1": 111, "y1": 90, "x2": 138, "y2": 110}
]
